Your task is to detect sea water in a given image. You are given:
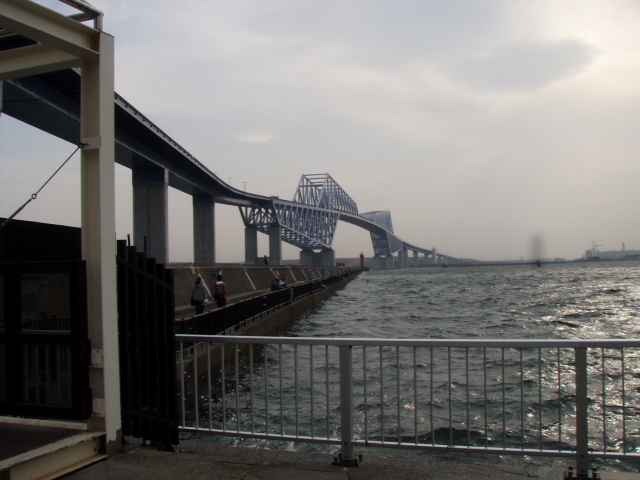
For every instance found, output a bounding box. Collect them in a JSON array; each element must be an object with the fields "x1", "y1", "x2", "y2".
[
  {"x1": 191, "y1": 261, "x2": 640, "y2": 470},
  {"x1": 291, "y1": 262, "x2": 640, "y2": 341}
]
